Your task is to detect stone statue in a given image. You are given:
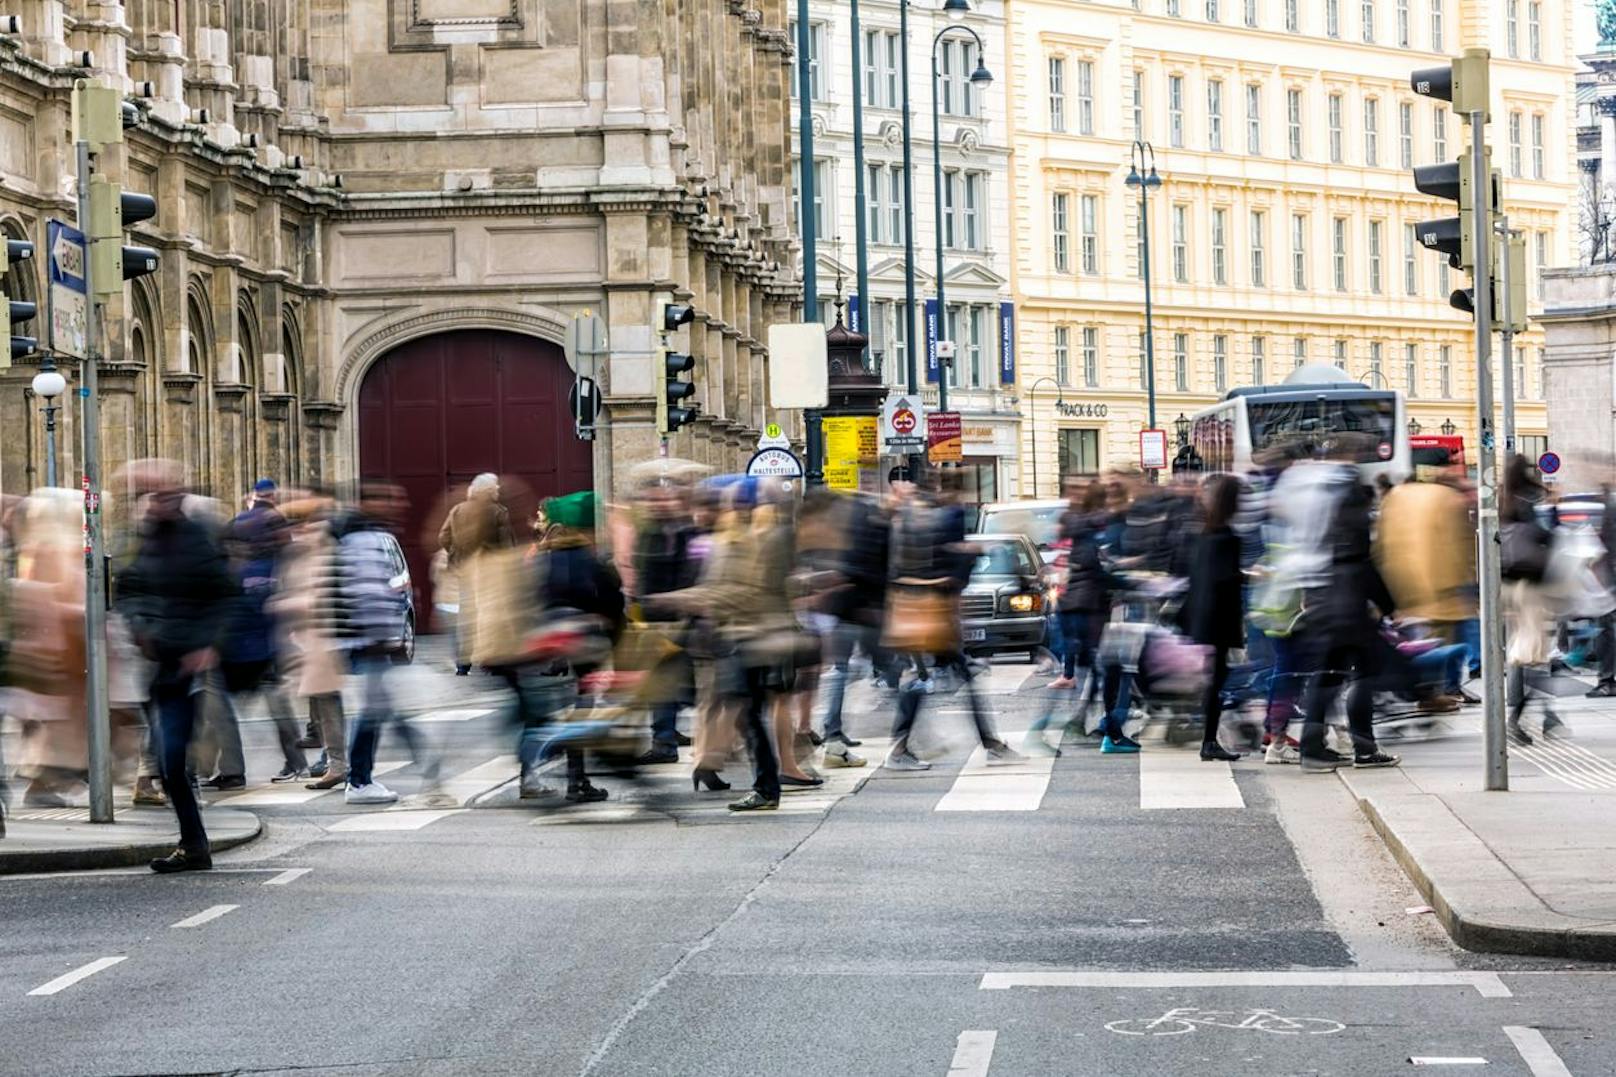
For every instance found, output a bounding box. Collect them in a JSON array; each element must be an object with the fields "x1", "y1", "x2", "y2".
[{"x1": 1601, "y1": 0, "x2": 1616, "y2": 47}]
